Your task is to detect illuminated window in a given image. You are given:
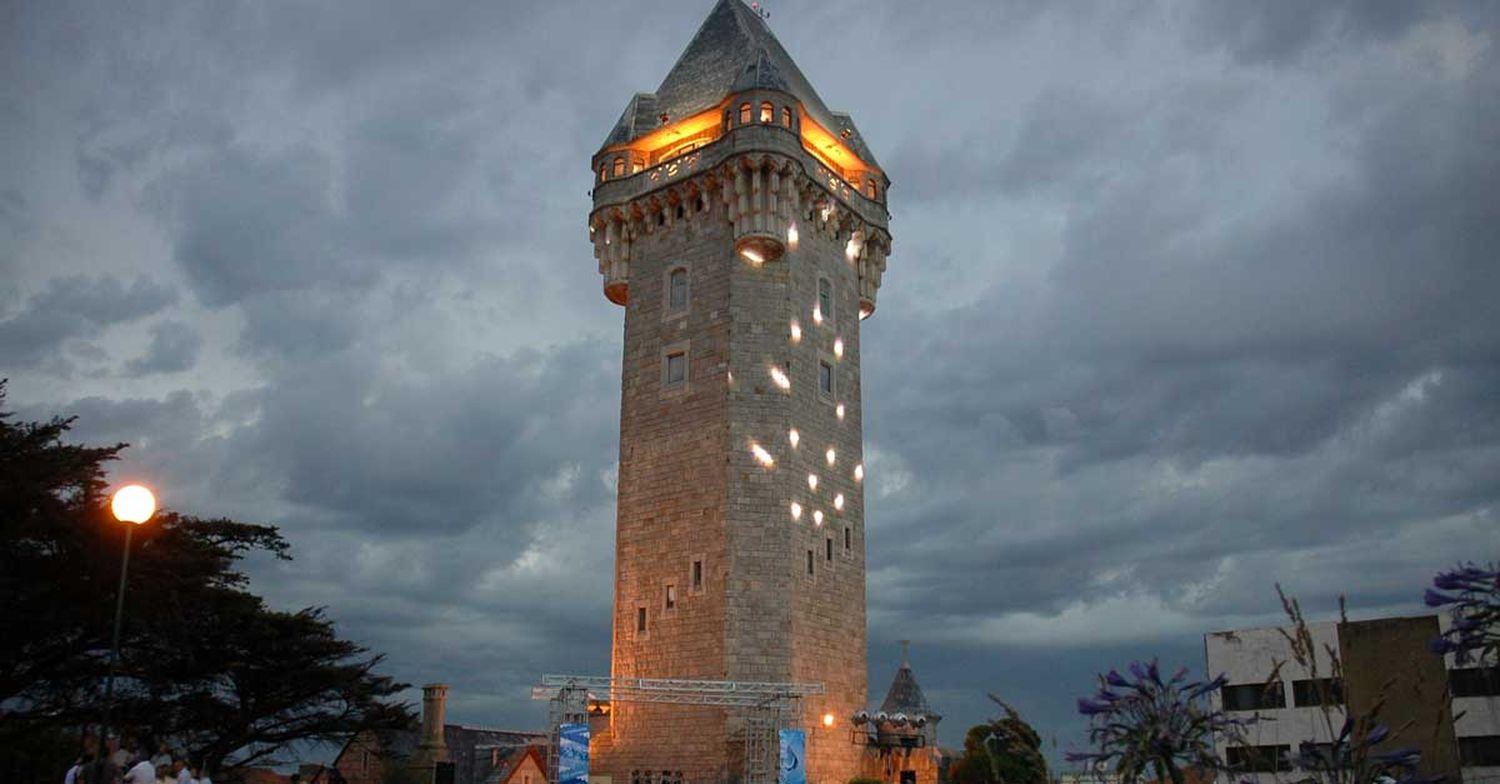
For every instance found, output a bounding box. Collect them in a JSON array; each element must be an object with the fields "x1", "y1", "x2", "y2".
[
  {"x1": 599, "y1": 163, "x2": 608, "y2": 182},
  {"x1": 724, "y1": 110, "x2": 732, "y2": 132},
  {"x1": 664, "y1": 349, "x2": 687, "y2": 386},
  {"x1": 667, "y1": 267, "x2": 688, "y2": 311},
  {"x1": 664, "y1": 584, "x2": 677, "y2": 611},
  {"x1": 692, "y1": 559, "x2": 703, "y2": 591},
  {"x1": 782, "y1": 107, "x2": 792, "y2": 128},
  {"x1": 760, "y1": 102, "x2": 773, "y2": 123},
  {"x1": 612, "y1": 157, "x2": 624, "y2": 177},
  {"x1": 739, "y1": 103, "x2": 751, "y2": 124},
  {"x1": 819, "y1": 360, "x2": 834, "y2": 396},
  {"x1": 819, "y1": 277, "x2": 833, "y2": 321},
  {"x1": 867, "y1": 179, "x2": 877, "y2": 200},
  {"x1": 632, "y1": 160, "x2": 643, "y2": 174}
]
